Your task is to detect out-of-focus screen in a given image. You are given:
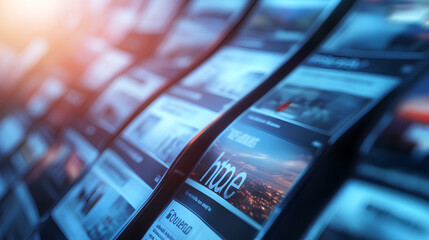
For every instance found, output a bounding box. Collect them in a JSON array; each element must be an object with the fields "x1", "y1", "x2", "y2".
[
  {"x1": 366, "y1": 72, "x2": 429, "y2": 172},
  {"x1": 302, "y1": 67, "x2": 429, "y2": 240},
  {"x1": 304, "y1": 180, "x2": 429, "y2": 240},
  {"x1": 302, "y1": 4, "x2": 429, "y2": 238},
  {"x1": 48, "y1": 1, "x2": 341, "y2": 239}
]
